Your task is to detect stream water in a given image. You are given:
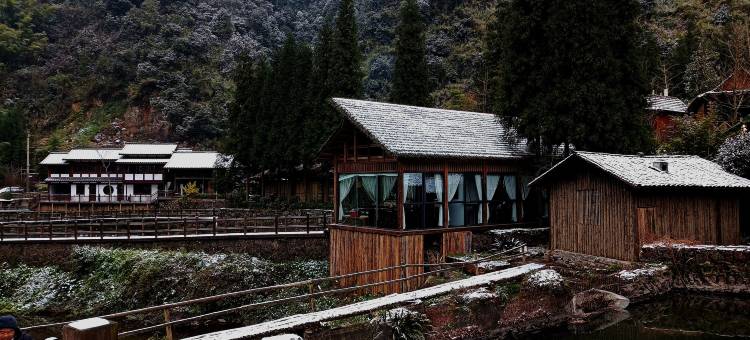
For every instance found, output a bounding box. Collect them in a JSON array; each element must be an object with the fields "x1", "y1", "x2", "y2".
[{"x1": 537, "y1": 293, "x2": 750, "y2": 339}]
